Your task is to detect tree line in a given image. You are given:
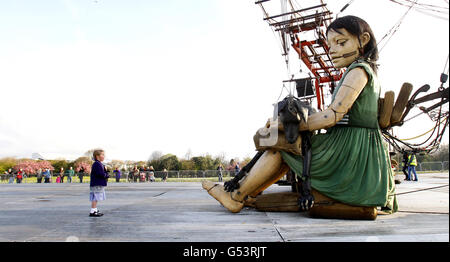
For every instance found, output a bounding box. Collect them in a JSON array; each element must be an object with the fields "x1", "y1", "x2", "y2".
[
  {"x1": 390, "y1": 144, "x2": 449, "y2": 166},
  {"x1": 2, "y1": 144, "x2": 447, "y2": 174},
  {"x1": 0, "y1": 150, "x2": 252, "y2": 174}
]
